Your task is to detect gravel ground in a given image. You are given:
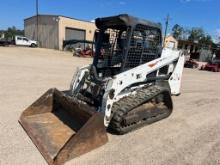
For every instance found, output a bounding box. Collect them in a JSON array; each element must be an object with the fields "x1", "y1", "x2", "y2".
[{"x1": 0, "y1": 47, "x2": 219, "y2": 165}]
